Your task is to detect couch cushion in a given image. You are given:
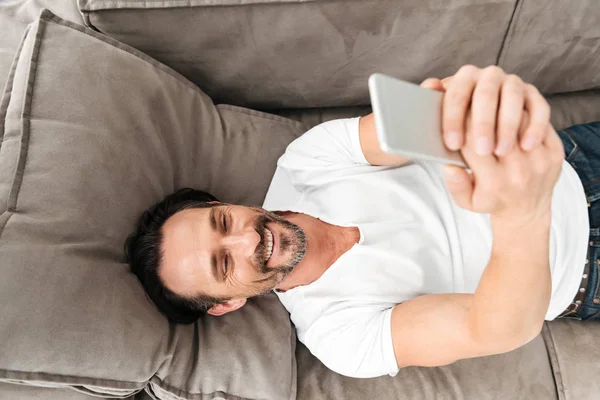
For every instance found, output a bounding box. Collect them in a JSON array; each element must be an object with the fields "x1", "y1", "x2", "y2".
[
  {"x1": 0, "y1": 382, "x2": 104, "y2": 400},
  {"x1": 0, "y1": 0, "x2": 84, "y2": 95},
  {"x1": 77, "y1": 0, "x2": 518, "y2": 109},
  {"x1": 271, "y1": 91, "x2": 600, "y2": 132},
  {"x1": 542, "y1": 320, "x2": 600, "y2": 400},
  {"x1": 296, "y1": 334, "x2": 558, "y2": 399},
  {"x1": 0, "y1": 9, "x2": 303, "y2": 400},
  {"x1": 498, "y1": 0, "x2": 600, "y2": 95}
]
